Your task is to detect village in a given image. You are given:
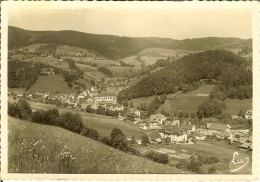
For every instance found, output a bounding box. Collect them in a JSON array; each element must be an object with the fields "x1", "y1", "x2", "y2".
[{"x1": 8, "y1": 86, "x2": 253, "y2": 153}]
